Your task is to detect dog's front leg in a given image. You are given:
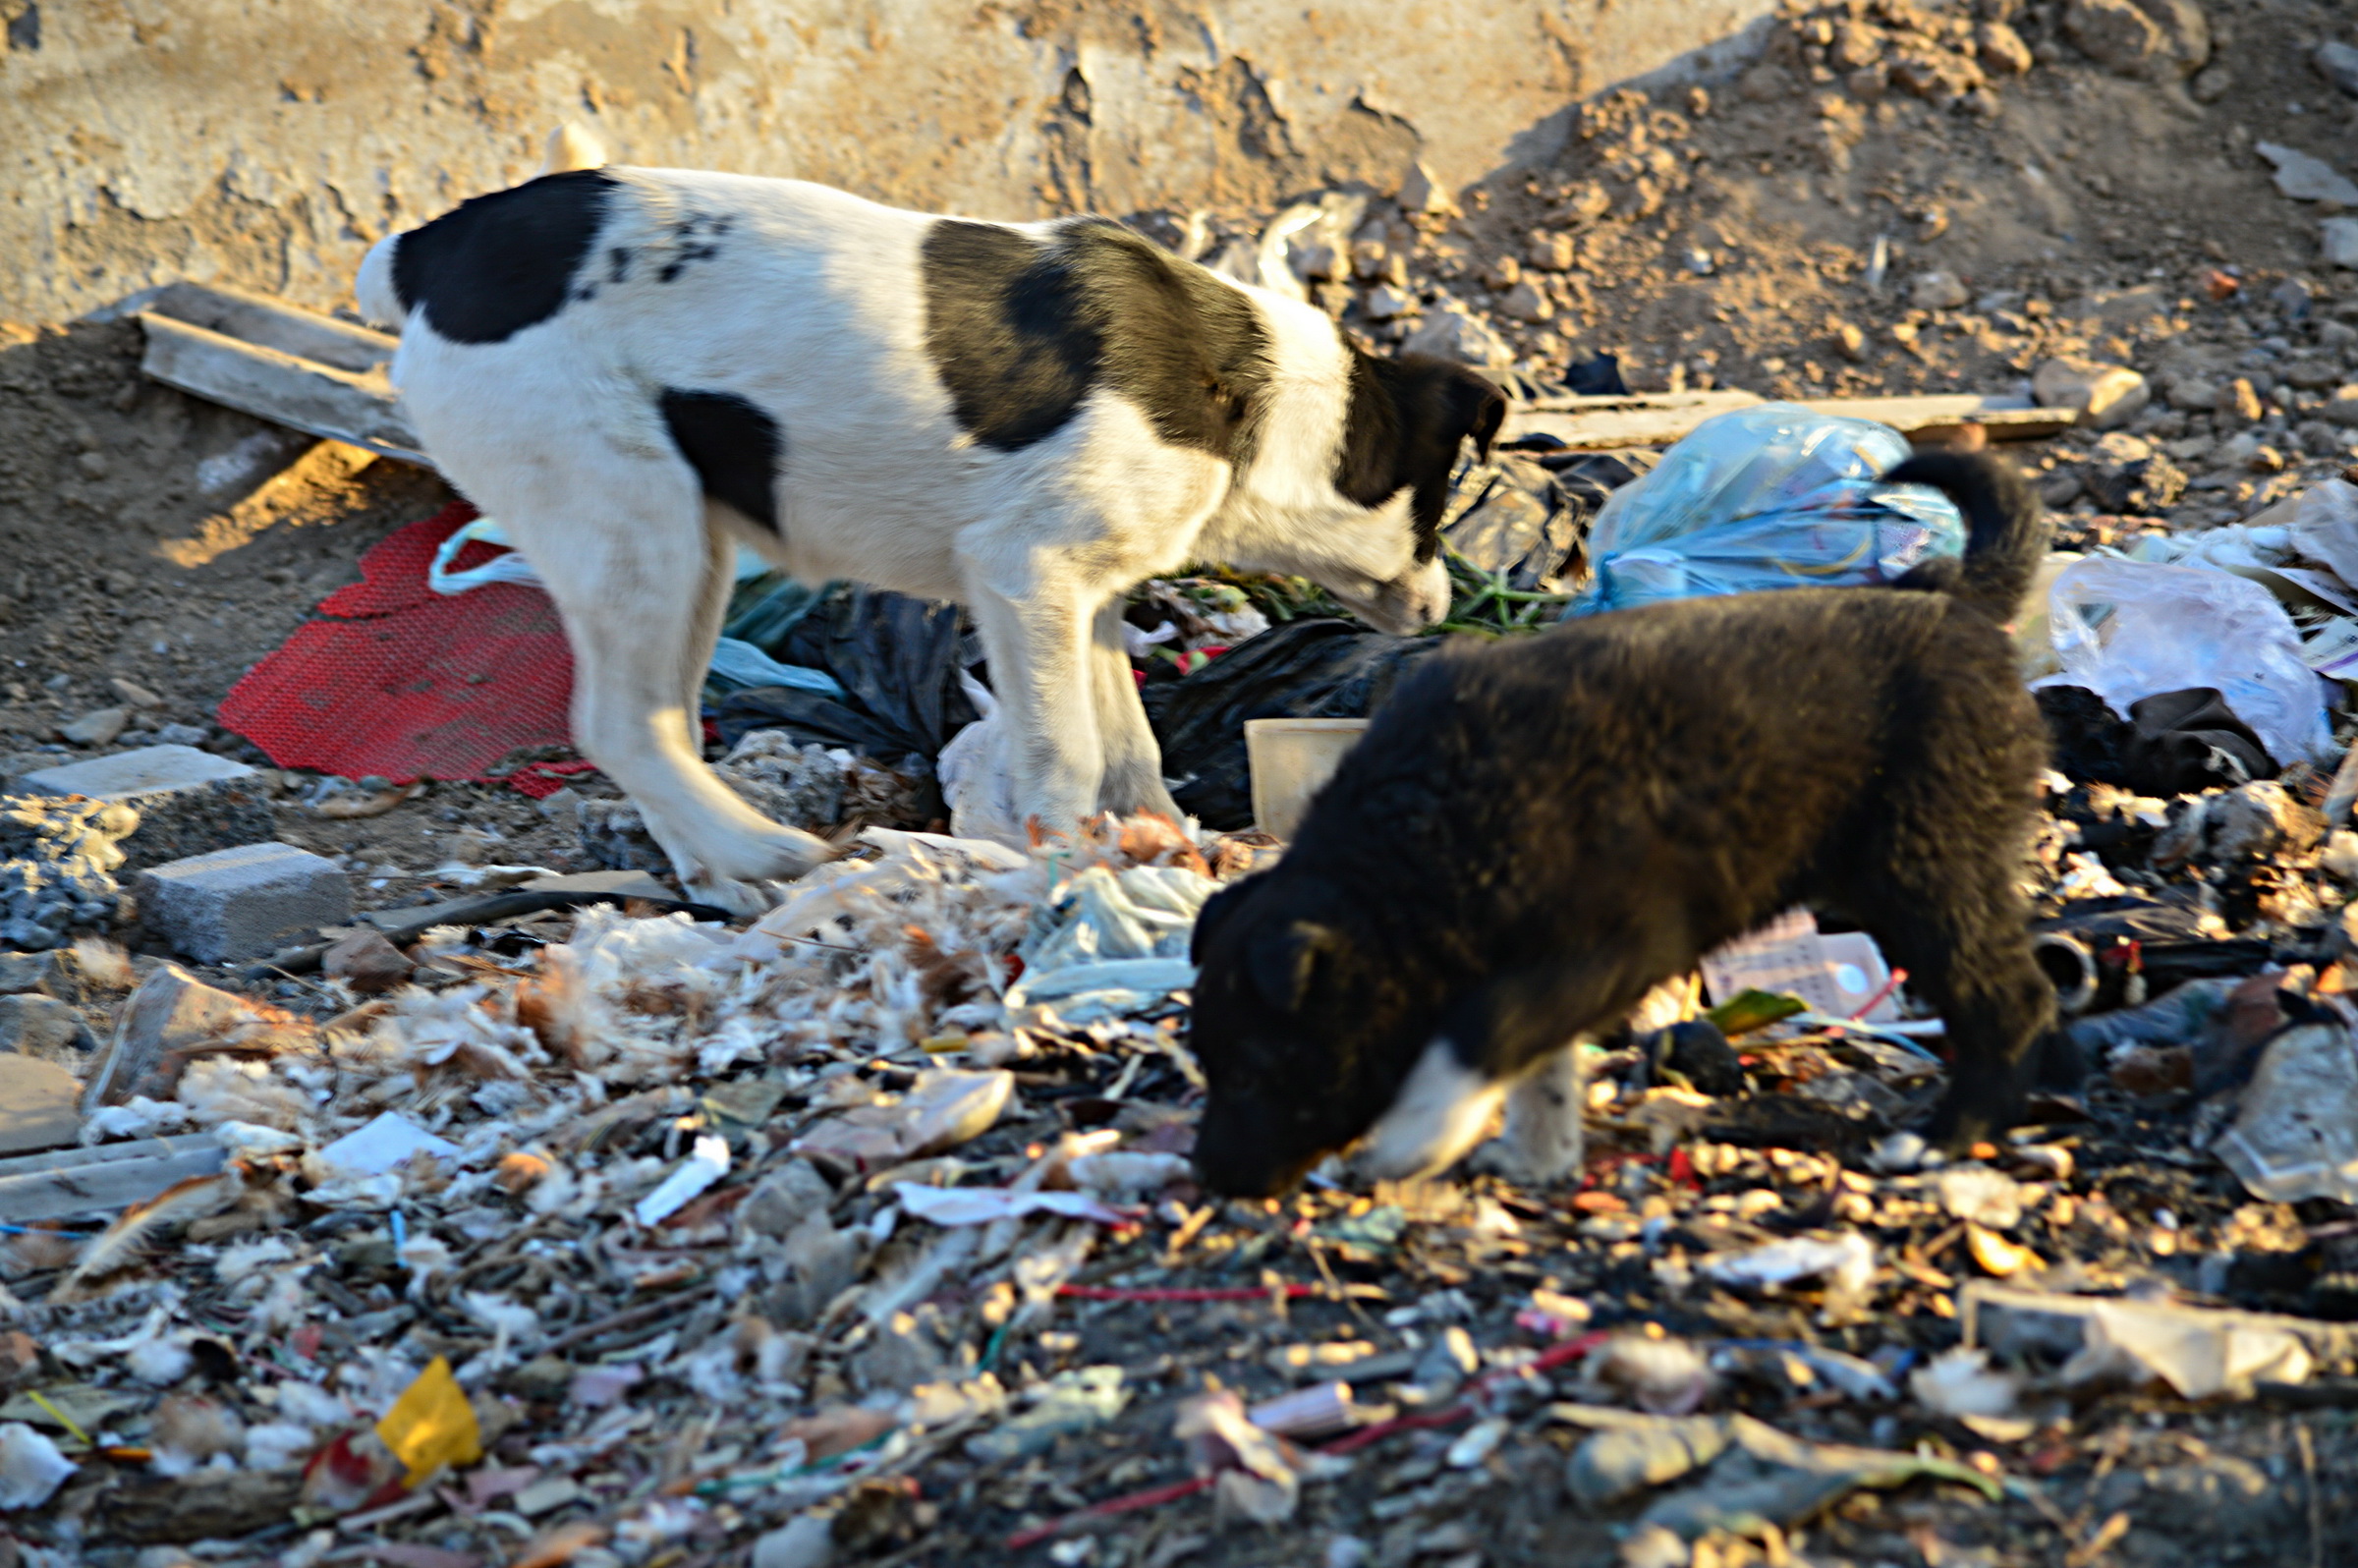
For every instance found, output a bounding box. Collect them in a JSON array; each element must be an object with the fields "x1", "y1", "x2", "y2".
[
  {"x1": 1491, "y1": 1046, "x2": 1588, "y2": 1186},
  {"x1": 965, "y1": 582, "x2": 1104, "y2": 835}
]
